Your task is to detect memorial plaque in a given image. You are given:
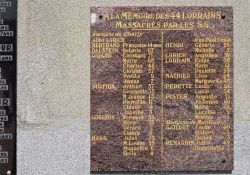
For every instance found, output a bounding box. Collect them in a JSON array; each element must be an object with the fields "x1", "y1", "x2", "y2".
[
  {"x1": 0, "y1": 0, "x2": 17, "y2": 174},
  {"x1": 91, "y1": 7, "x2": 233, "y2": 173}
]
